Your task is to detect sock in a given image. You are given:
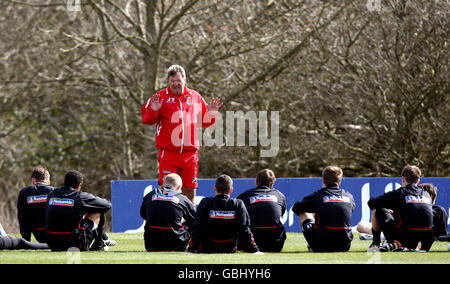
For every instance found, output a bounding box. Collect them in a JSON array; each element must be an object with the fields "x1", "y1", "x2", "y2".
[
  {"x1": 302, "y1": 219, "x2": 315, "y2": 231},
  {"x1": 372, "y1": 228, "x2": 381, "y2": 245}
]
